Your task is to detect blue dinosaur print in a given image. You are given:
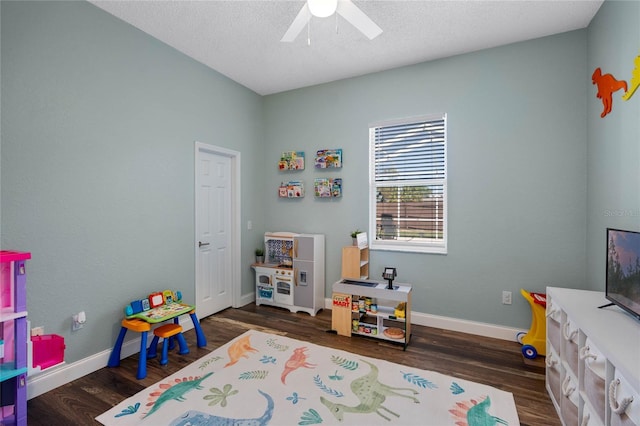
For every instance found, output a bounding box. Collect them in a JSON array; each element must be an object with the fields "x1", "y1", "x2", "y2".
[
  {"x1": 168, "y1": 390, "x2": 274, "y2": 426},
  {"x1": 143, "y1": 372, "x2": 213, "y2": 419}
]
